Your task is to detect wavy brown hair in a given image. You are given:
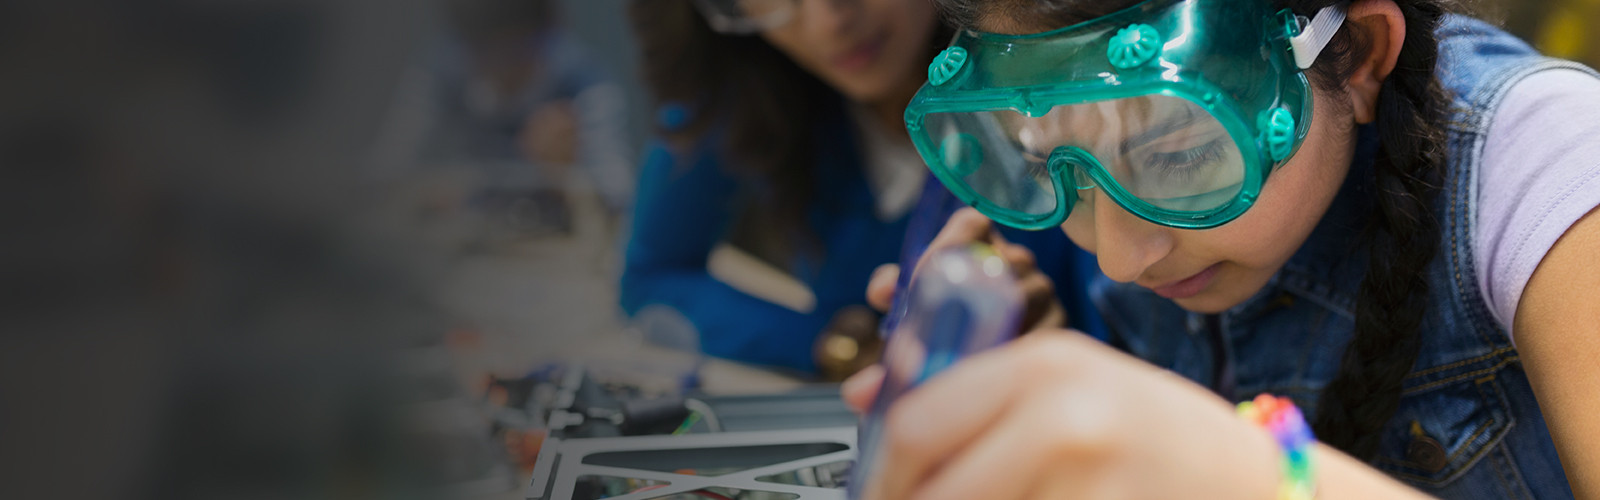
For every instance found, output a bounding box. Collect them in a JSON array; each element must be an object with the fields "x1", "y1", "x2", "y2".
[{"x1": 628, "y1": 1, "x2": 949, "y2": 263}]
